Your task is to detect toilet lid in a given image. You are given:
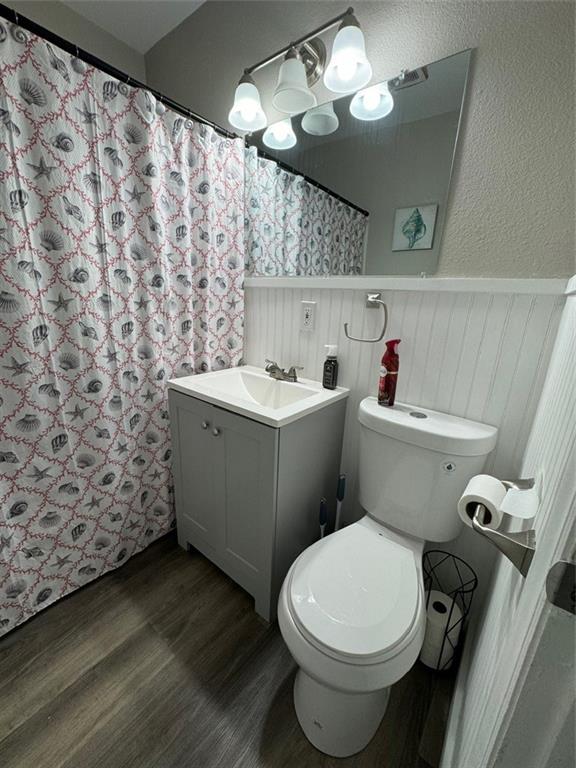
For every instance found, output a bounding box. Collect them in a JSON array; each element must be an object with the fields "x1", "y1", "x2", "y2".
[{"x1": 289, "y1": 525, "x2": 420, "y2": 659}]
